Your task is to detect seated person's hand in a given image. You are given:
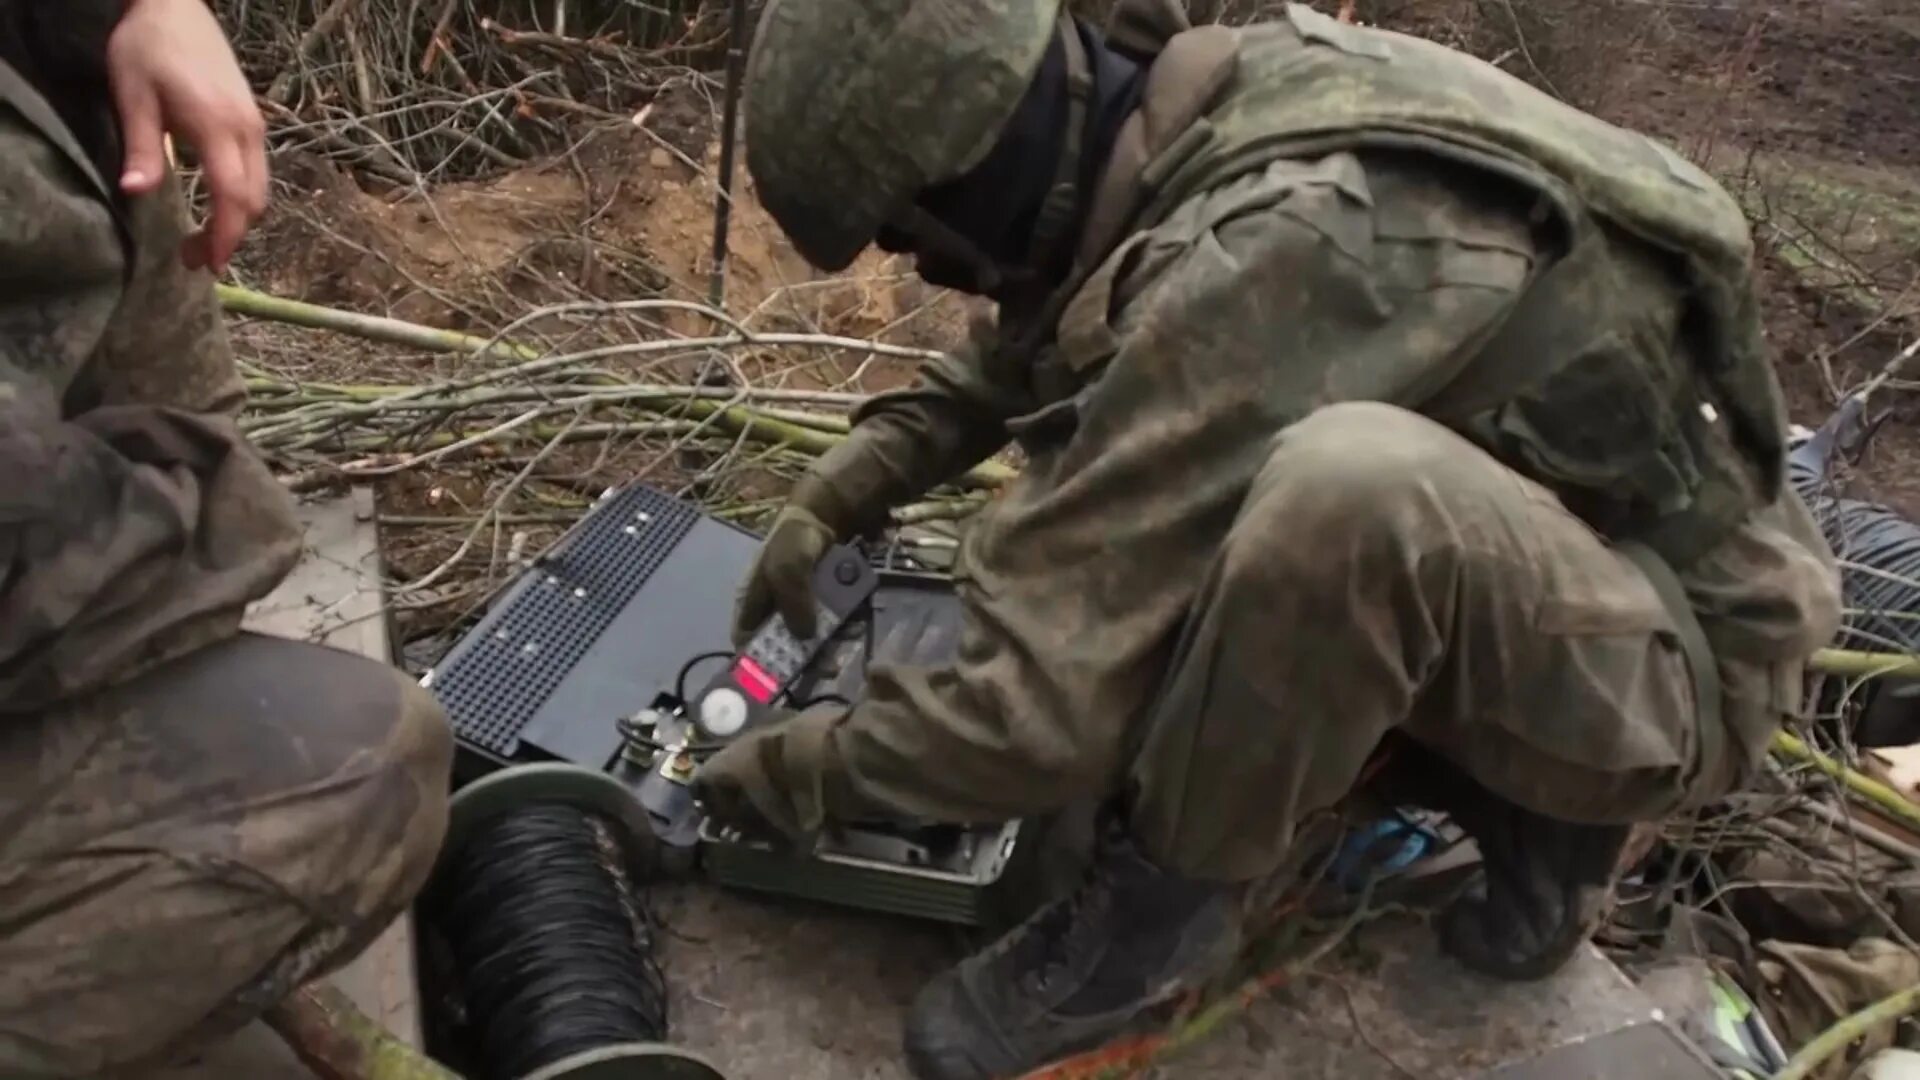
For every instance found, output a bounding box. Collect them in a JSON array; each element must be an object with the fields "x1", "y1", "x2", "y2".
[{"x1": 107, "y1": 0, "x2": 267, "y2": 273}]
